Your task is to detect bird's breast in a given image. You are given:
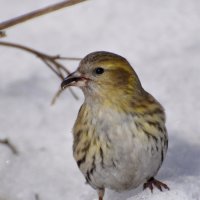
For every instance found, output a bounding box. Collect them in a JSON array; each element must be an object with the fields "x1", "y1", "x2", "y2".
[{"x1": 72, "y1": 103, "x2": 167, "y2": 191}]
